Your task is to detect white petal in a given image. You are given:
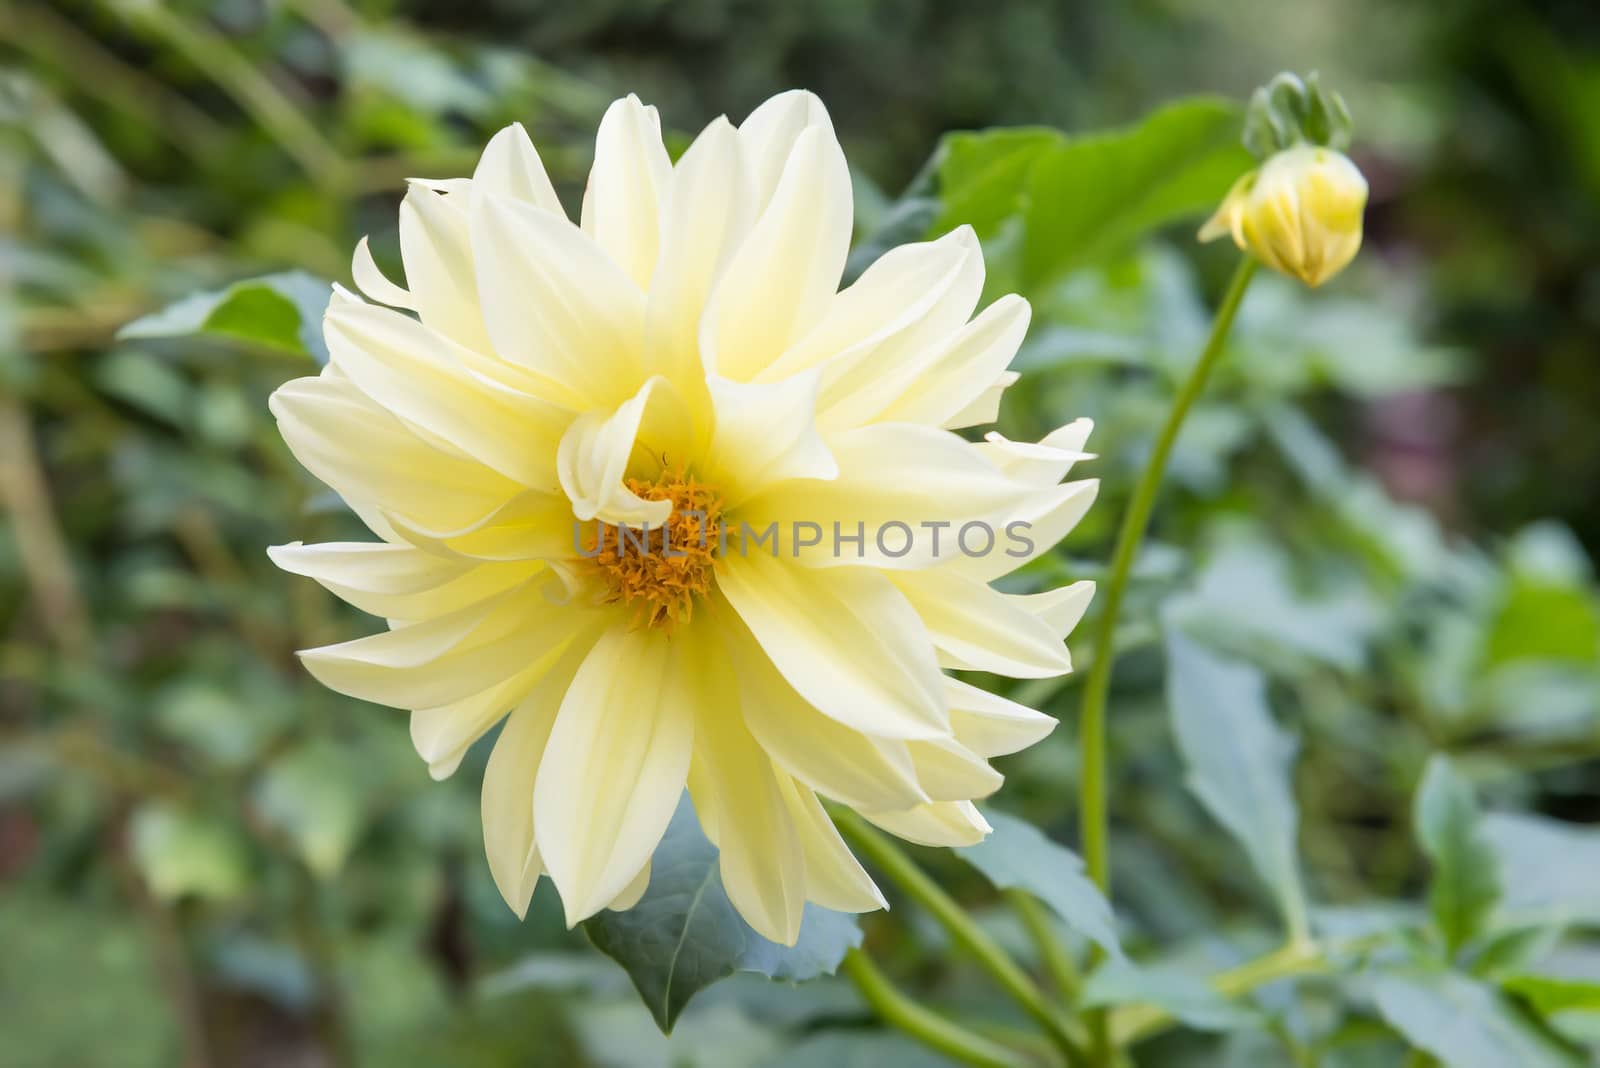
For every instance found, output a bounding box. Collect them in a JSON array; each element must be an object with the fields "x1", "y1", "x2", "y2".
[
  {"x1": 398, "y1": 184, "x2": 491, "y2": 352},
  {"x1": 581, "y1": 95, "x2": 671, "y2": 287},
  {"x1": 893, "y1": 568, "x2": 1073, "y2": 678},
  {"x1": 771, "y1": 773, "x2": 886, "y2": 913},
  {"x1": 864, "y1": 800, "x2": 992, "y2": 848},
  {"x1": 534, "y1": 625, "x2": 696, "y2": 924},
  {"x1": 718, "y1": 551, "x2": 950, "y2": 740},
  {"x1": 700, "y1": 124, "x2": 852, "y2": 381},
  {"x1": 473, "y1": 122, "x2": 563, "y2": 213},
  {"x1": 645, "y1": 116, "x2": 755, "y2": 390},
  {"x1": 945, "y1": 677, "x2": 1057, "y2": 759},
  {"x1": 702, "y1": 371, "x2": 837, "y2": 507},
  {"x1": 471, "y1": 190, "x2": 646, "y2": 406}
]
